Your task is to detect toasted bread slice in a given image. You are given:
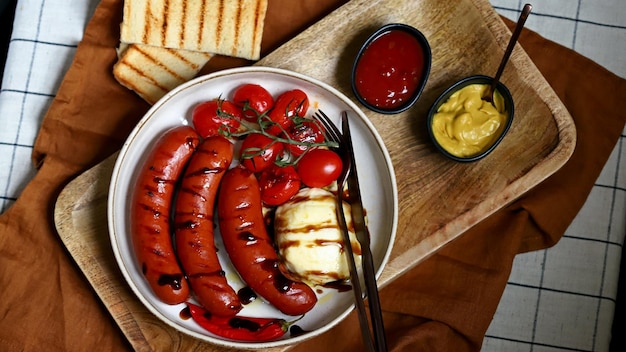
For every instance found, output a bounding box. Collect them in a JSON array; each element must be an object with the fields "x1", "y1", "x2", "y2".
[
  {"x1": 113, "y1": 43, "x2": 213, "y2": 105},
  {"x1": 120, "y1": 0, "x2": 268, "y2": 60}
]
